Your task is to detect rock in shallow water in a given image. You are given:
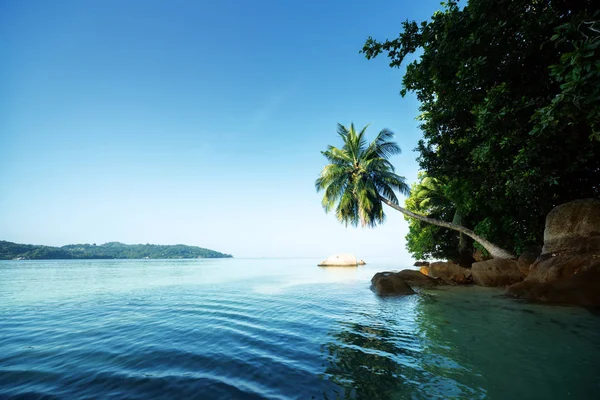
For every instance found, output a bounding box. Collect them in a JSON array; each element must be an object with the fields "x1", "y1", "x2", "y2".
[
  {"x1": 371, "y1": 270, "x2": 442, "y2": 296},
  {"x1": 371, "y1": 272, "x2": 415, "y2": 296},
  {"x1": 471, "y1": 259, "x2": 524, "y2": 287},
  {"x1": 318, "y1": 254, "x2": 361, "y2": 266}
]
